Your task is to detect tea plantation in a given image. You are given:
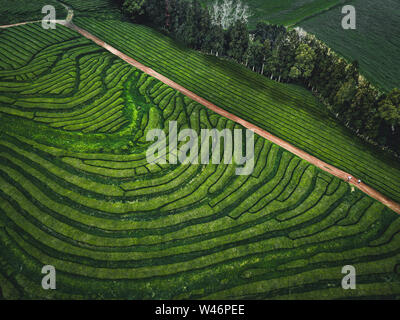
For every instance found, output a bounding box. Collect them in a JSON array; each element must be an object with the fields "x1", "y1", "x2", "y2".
[
  {"x1": 0, "y1": 23, "x2": 399, "y2": 299},
  {"x1": 0, "y1": 0, "x2": 65, "y2": 25},
  {"x1": 72, "y1": 17, "x2": 400, "y2": 204}
]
